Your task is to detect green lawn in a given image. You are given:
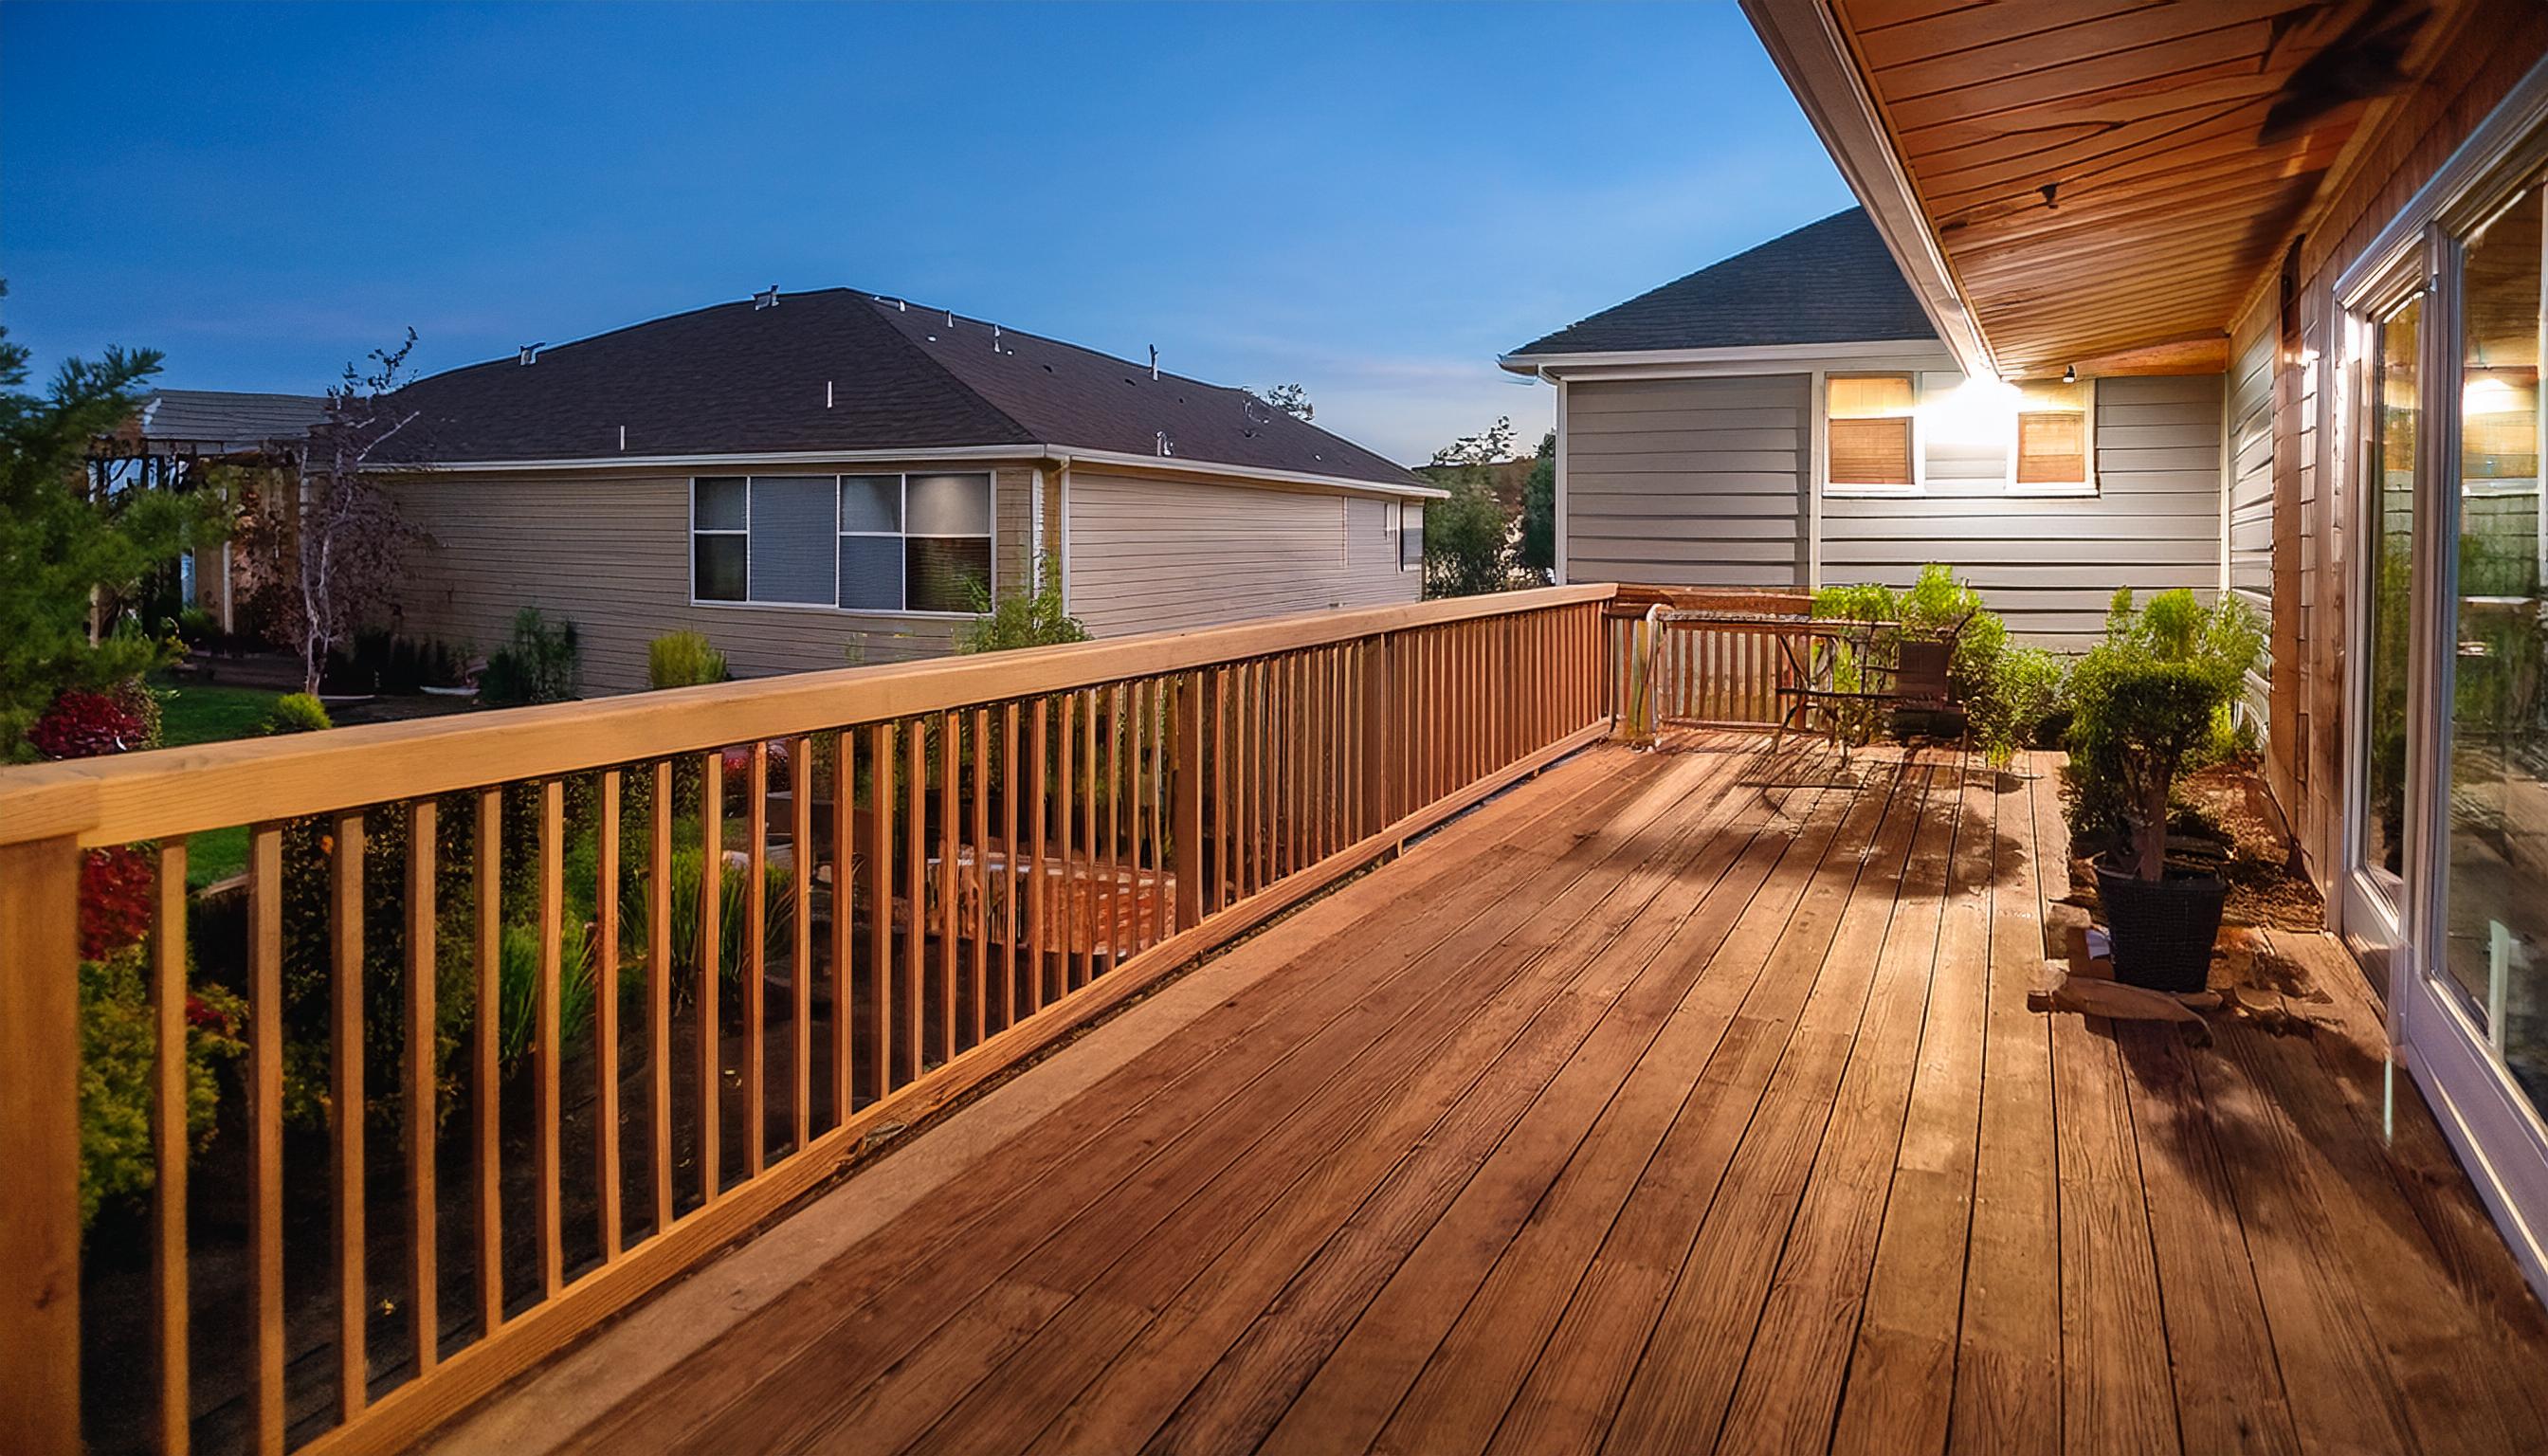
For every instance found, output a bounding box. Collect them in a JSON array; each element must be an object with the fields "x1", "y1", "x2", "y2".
[{"x1": 154, "y1": 676, "x2": 284, "y2": 886}]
